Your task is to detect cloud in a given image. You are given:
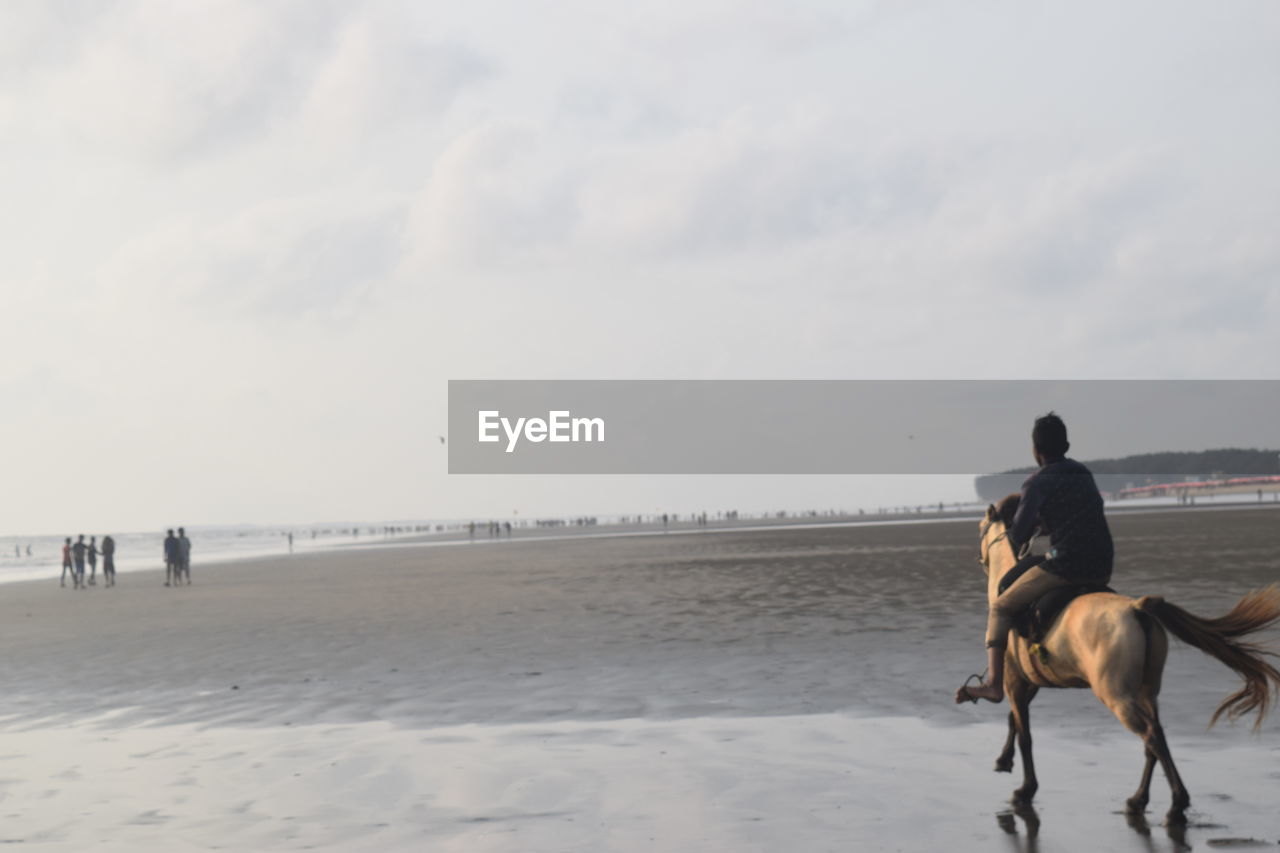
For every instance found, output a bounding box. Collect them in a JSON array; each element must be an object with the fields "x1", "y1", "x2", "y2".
[
  {"x1": 295, "y1": 14, "x2": 492, "y2": 149},
  {"x1": 400, "y1": 121, "x2": 578, "y2": 269},
  {"x1": 20, "y1": 3, "x2": 316, "y2": 159},
  {"x1": 6, "y1": 1, "x2": 490, "y2": 165},
  {"x1": 94, "y1": 189, "x2": 409, "y2": 333}
]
